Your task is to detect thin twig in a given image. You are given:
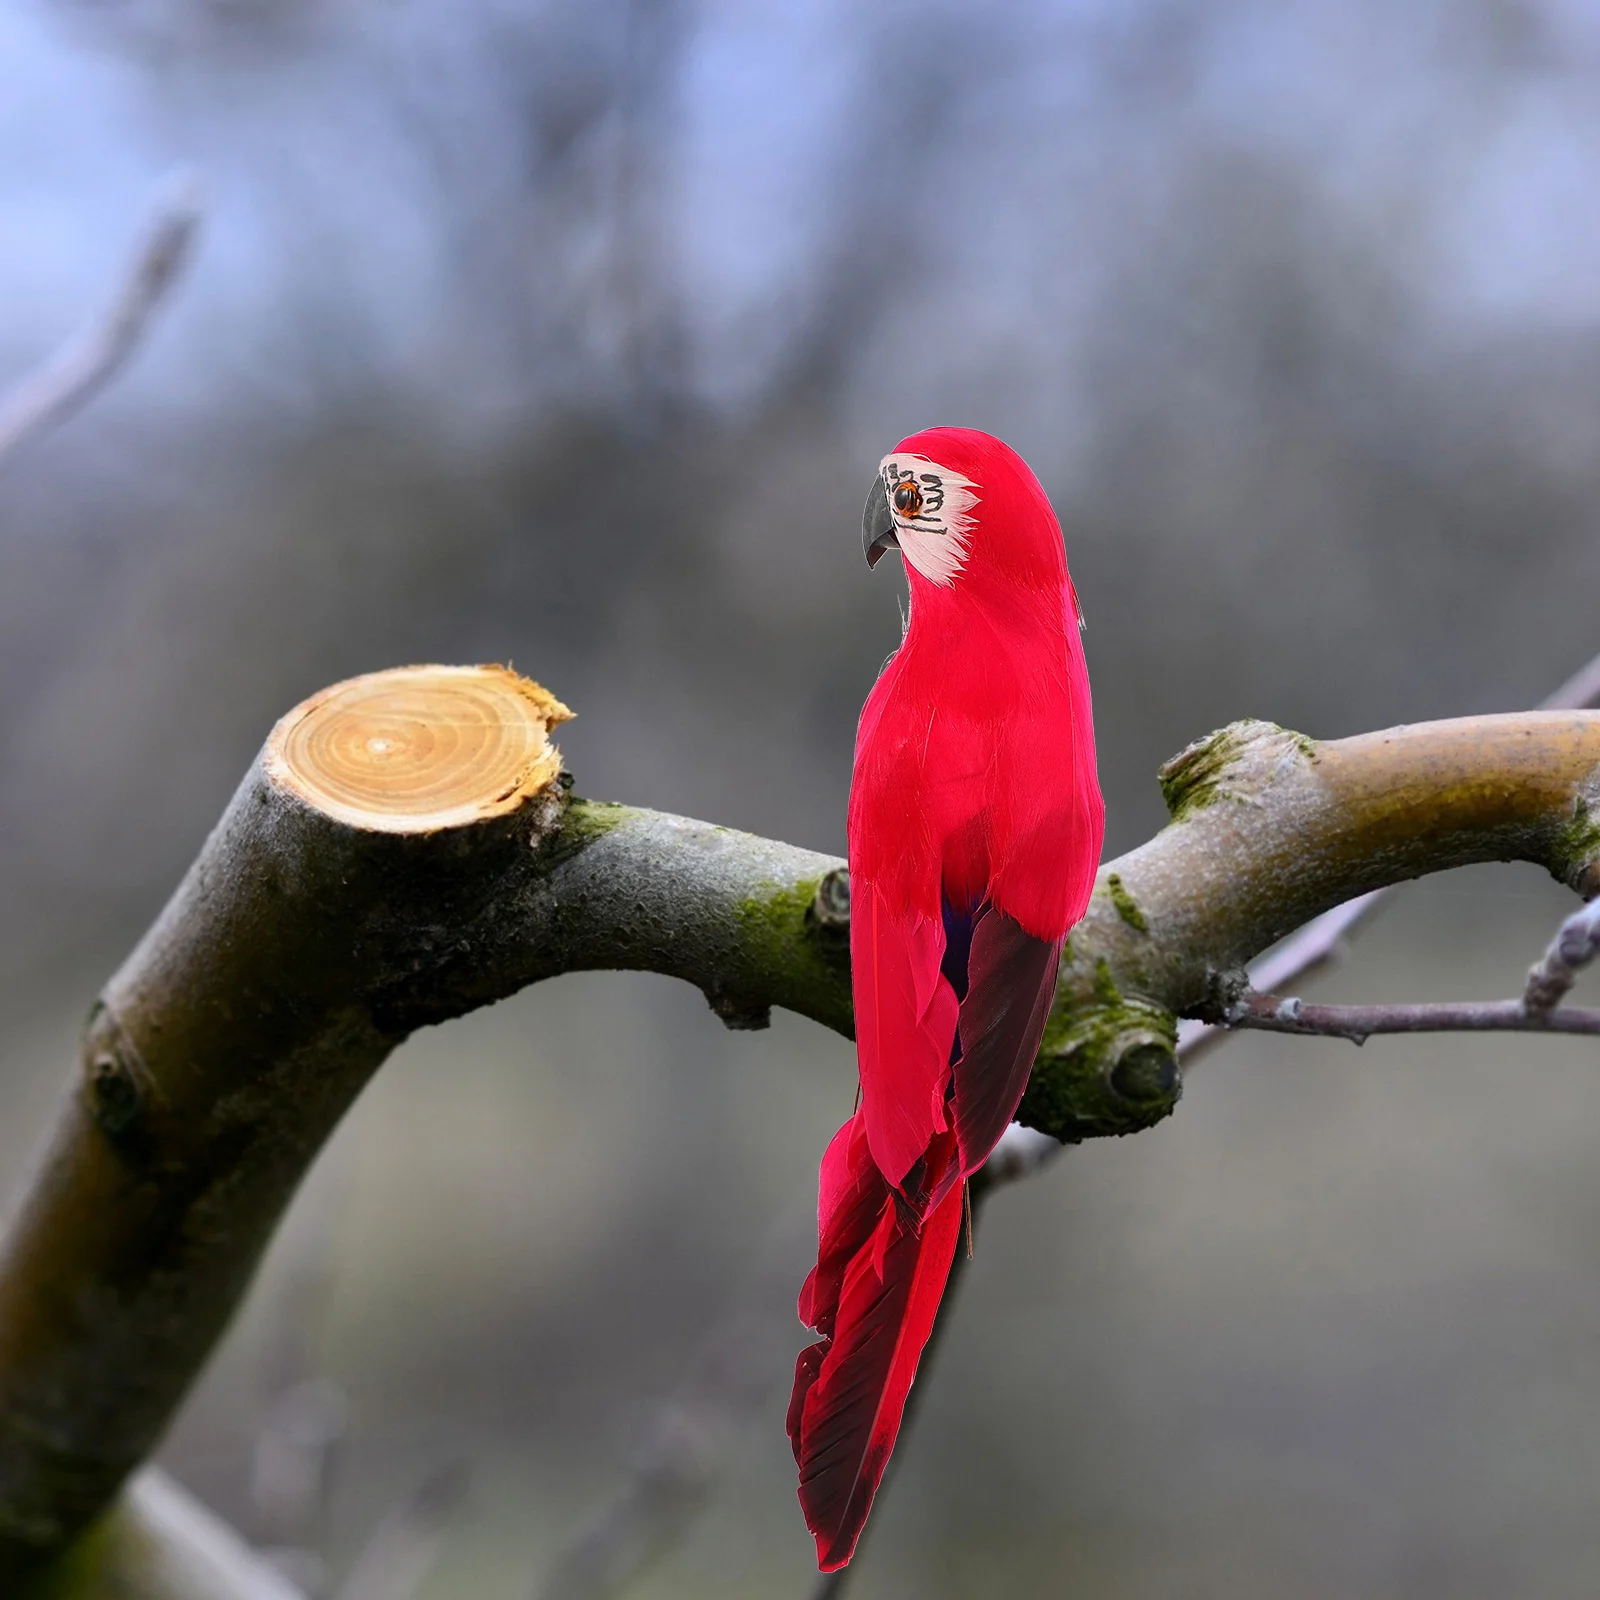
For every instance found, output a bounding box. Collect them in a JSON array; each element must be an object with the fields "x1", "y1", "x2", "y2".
[
  {"x1": 539, "y1": 1137, "x2": 1062, "y2": 1600},
  {"x1": 252, "y1": 1378, "x2": 347, "y2": 1593},
  {"x1": 1524, "y1": 898, "x2": 1600, "y2": 1015},
  {"x1": 13, "y1": 676, "x2": 1600, "y2": 1573},
  {"x1": 531, "y1": 1200, "x2": 814, "y2": 1600},
  {"x1": 335, "y1": 1461, "x2": 470, "y2": 1600},
  {"x1": 0, "y1": 173, "x2": 203, "y2": 470},
  {"x1": 1175, "y1": 893, "x2": 1384, "y2": 1064},
  {"x1": 803, "y1": 1130, "x2": 1076, "y2": 1600},
  {"x1": 811, "y1": 1561, "x2": 849, "y2": 1599},
  {"x1": 1227, "y1": 991, "x2": 1600, "y2": 1045},
  {"x1": 974, "y1": 1121, "x2": 1064, "y2": 1192},
  {"x1": 47, "y1": 1469, "x2": 310, "y2": 1599},
  {"x1": 804, "y1": 1196, "x2": 988, "y2": 1600},
  {"x1": 1177, "y1": 645, "x2": 1600, "y2": 1065},
  {"x1": 250, "y1": 1144, "x2": 357, "y2": 1589},
  {"x1": 814, "y1": 649, "x2": 1600, "y2": 1592},
  {"x1": 1544, "y1": 650, "x2": 1600, "y2": 715}
]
